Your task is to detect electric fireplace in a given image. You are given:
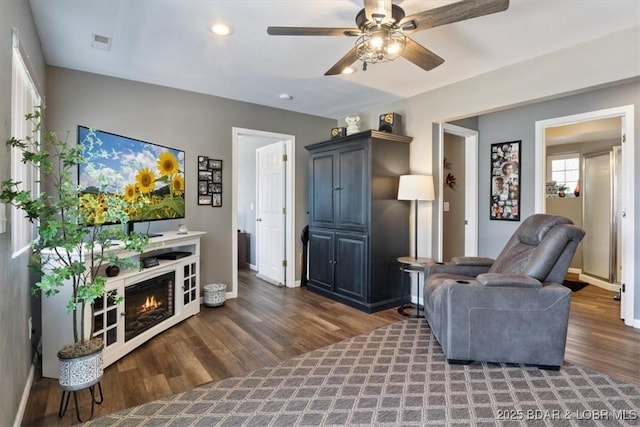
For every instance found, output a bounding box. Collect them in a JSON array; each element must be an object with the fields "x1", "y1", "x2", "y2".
[{"x1": 124, "y1": 271, "x2": 175, "y2": 342}]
